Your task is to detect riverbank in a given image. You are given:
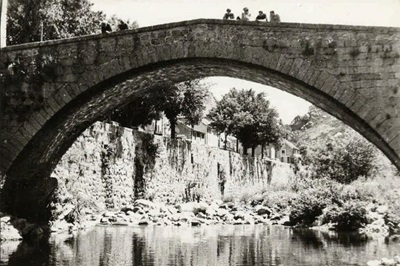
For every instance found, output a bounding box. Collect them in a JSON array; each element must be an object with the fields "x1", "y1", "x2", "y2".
[{"x1": 49, "y1": 199, "x2": 290, "y2": 232}]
